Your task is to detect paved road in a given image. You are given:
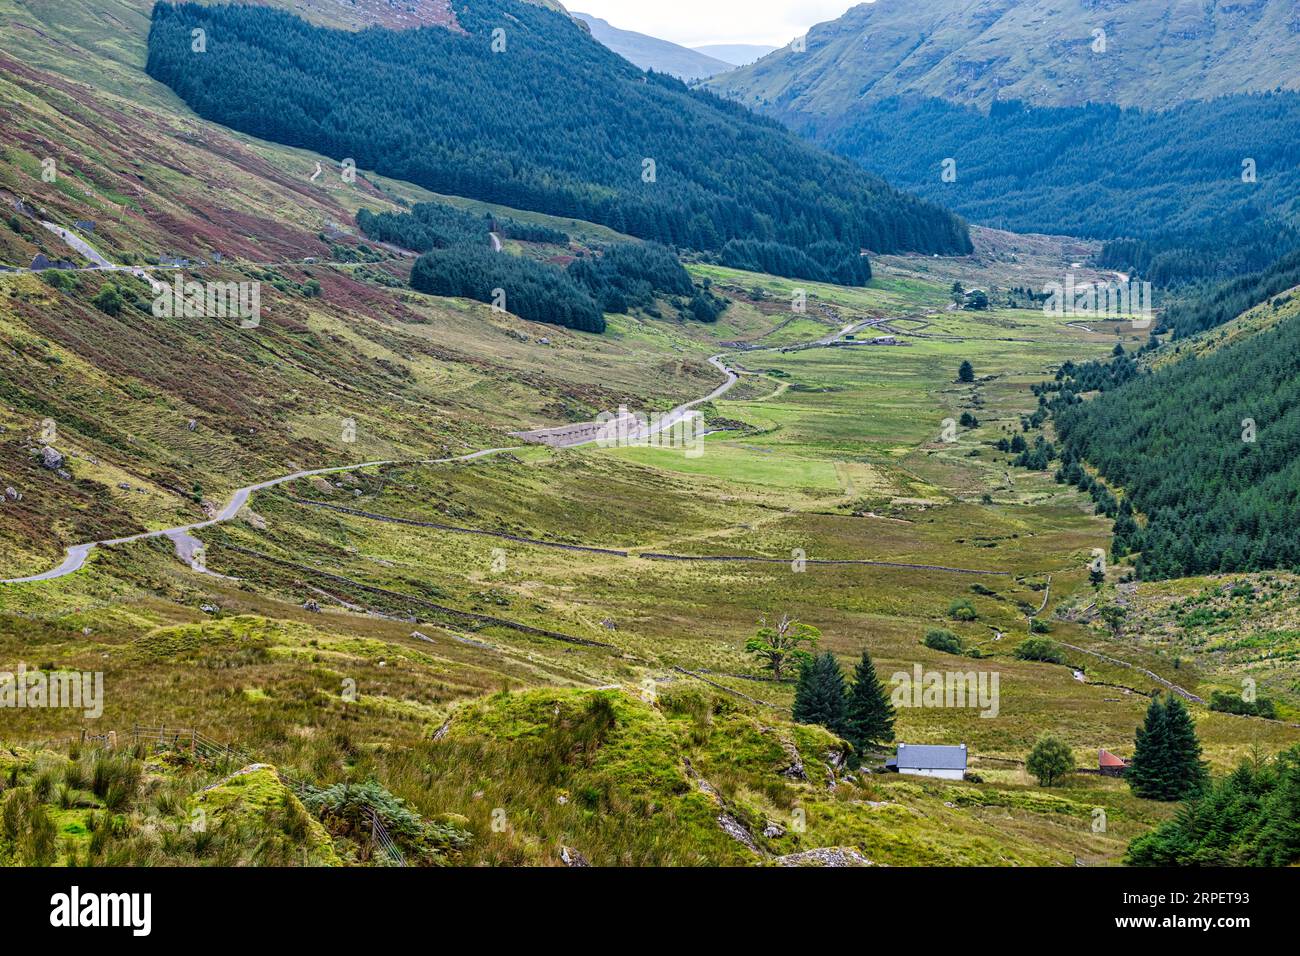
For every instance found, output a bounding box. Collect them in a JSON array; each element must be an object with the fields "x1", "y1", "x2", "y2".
[
  {"x1": 0, "y1": 449, "x2": 518, "y2": 584},
  {"x1": 510, "y1": 354, "x2": 739, "y2": 447},
  {"x1": 1, "y1": 283, "x2": 863, "y2": 583}
]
